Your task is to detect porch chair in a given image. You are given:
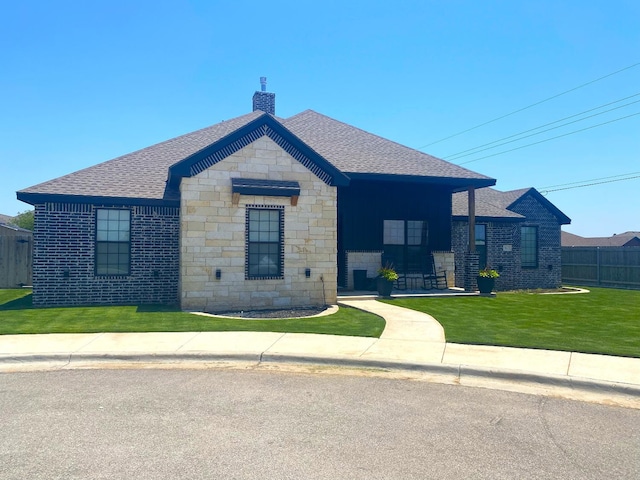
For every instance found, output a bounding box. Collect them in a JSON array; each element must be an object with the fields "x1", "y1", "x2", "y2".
[{"x1": 422, "y1": 254, "x2": 448, "y2": 290}]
